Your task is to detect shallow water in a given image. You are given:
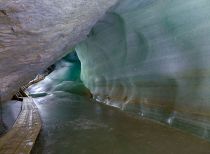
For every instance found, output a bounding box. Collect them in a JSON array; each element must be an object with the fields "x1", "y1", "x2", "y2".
[{"x1": 31, "y1": 93, "x2": 210, "y2": 154}]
